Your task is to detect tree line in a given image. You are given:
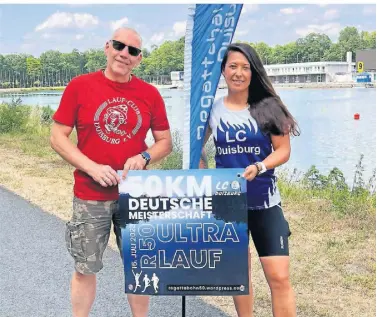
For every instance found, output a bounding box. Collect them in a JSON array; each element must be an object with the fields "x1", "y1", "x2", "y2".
[{"x1": 0, "y1": 26, "x2": 374, "y2": 88}]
